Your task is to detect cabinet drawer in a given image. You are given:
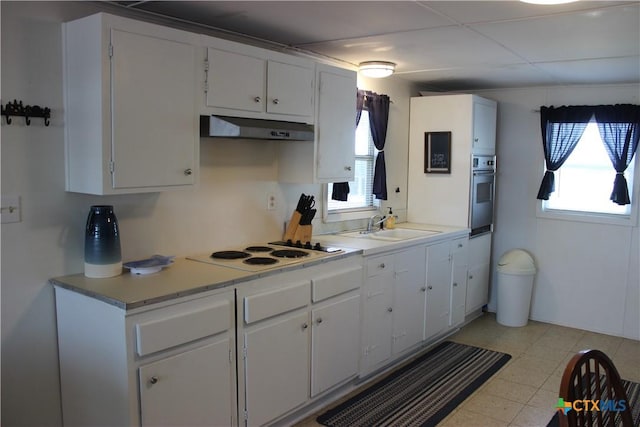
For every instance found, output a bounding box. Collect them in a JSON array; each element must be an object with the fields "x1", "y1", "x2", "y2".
[
  {"x1": 366, "y1": 255, "x2": 394, "y2": 278},
  {"x1": 135, "y1": 297, "x2": 231, "y2": 357},
  {"x1": 312, "y1": 266, "x2": 362, "y2": 303},
  {"x1": 244, "y1": 282, "x2": 310, "y2": 324}
]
